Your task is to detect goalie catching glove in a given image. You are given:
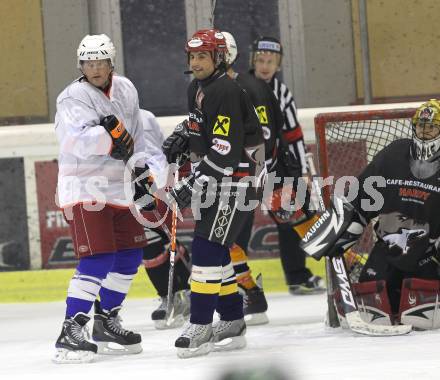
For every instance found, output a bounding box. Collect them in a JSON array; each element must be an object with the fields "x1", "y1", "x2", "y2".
[
  {"x1": 101, "y1": 115, "x2": 134, "y2": 162},
  {"x1": 162, "y1": 120, "x2": 190, "y2": 166},
  {"x1": 299, "y1": 196, "x2": 366, "y2": 260},
  {"x1": 133, "y1": 165, "x2": 156, "y2": 211},
  {"x1": 382, "y1": 228, "x2": 430, "y2": 271}
]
